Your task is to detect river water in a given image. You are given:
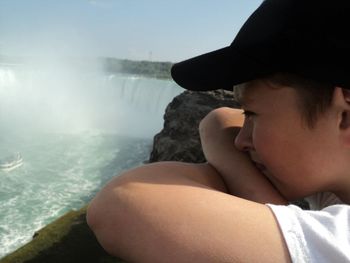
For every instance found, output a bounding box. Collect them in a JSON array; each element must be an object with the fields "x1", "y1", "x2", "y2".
[{"x1": 0, "y1": 61, "x2": 182, "y2": 258}]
